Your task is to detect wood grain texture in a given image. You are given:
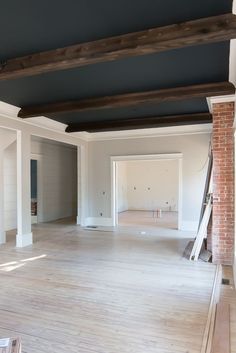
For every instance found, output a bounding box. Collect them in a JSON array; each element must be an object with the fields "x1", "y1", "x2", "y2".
[
  {"x1": 65, "y1": 113, "x2": 212, "y2": 133},
  {"x1": 1, "y1": 14, "x2": 236, "y2": 80},
  {"x1": 211, "y1": 302, "x2": 230, "y2": 353},
  {"x1": 0, "y1": 219, "x2": 216, "y2": 353},
  {"x1": 18, "y1": 82, "x2": 235, "y2": 118},
  {"x1": 218, "y1": 266, "x2": 236, "y2": 353}
]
